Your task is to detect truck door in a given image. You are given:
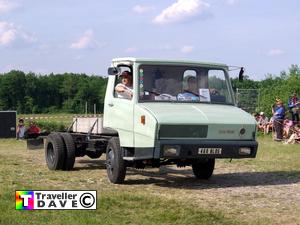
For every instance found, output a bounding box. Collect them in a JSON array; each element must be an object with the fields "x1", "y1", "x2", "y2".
[{"x1": 103, "y1": 70, "x2": 134, "y2": 147}]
